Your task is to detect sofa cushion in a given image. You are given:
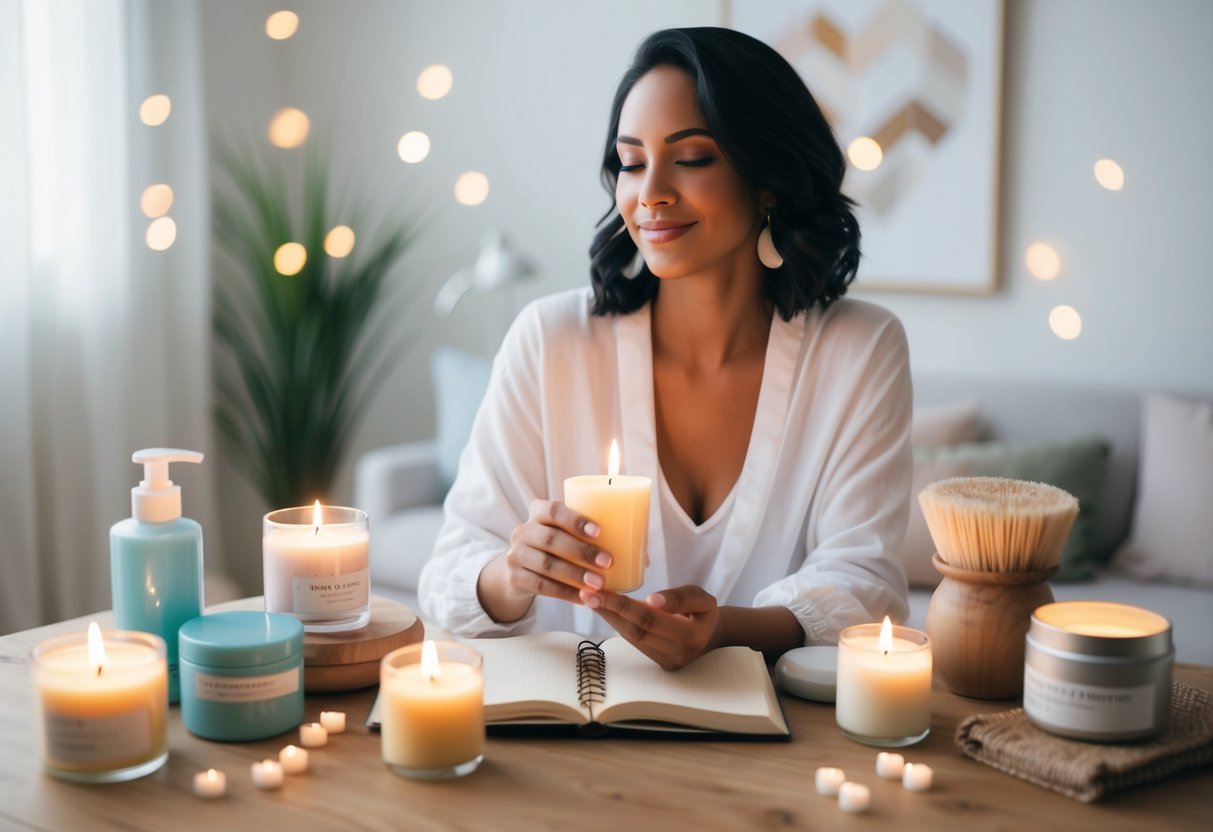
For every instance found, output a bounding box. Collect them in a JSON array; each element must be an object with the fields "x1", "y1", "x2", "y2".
[
  {"x1": 904, "y1": 437, "x2": 1111, "y2": 584},
  {"x1": 431, "y1": 348, "x2": 493, "y2": 492},
  {"x1": 911, "y1": 399, "x2": 983, "y2": 447},
  {"x1": 1114, "y1": 392, "x2": 1213, "y2": 588}
]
